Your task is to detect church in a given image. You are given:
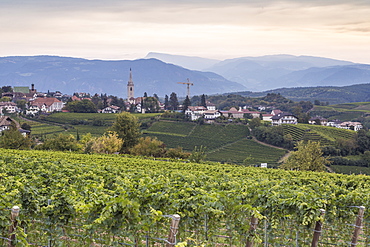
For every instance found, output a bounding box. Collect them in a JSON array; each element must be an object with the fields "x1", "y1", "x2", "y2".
[{"x1": 127, "y1": 68, "x2": 135, "y2": 104}]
